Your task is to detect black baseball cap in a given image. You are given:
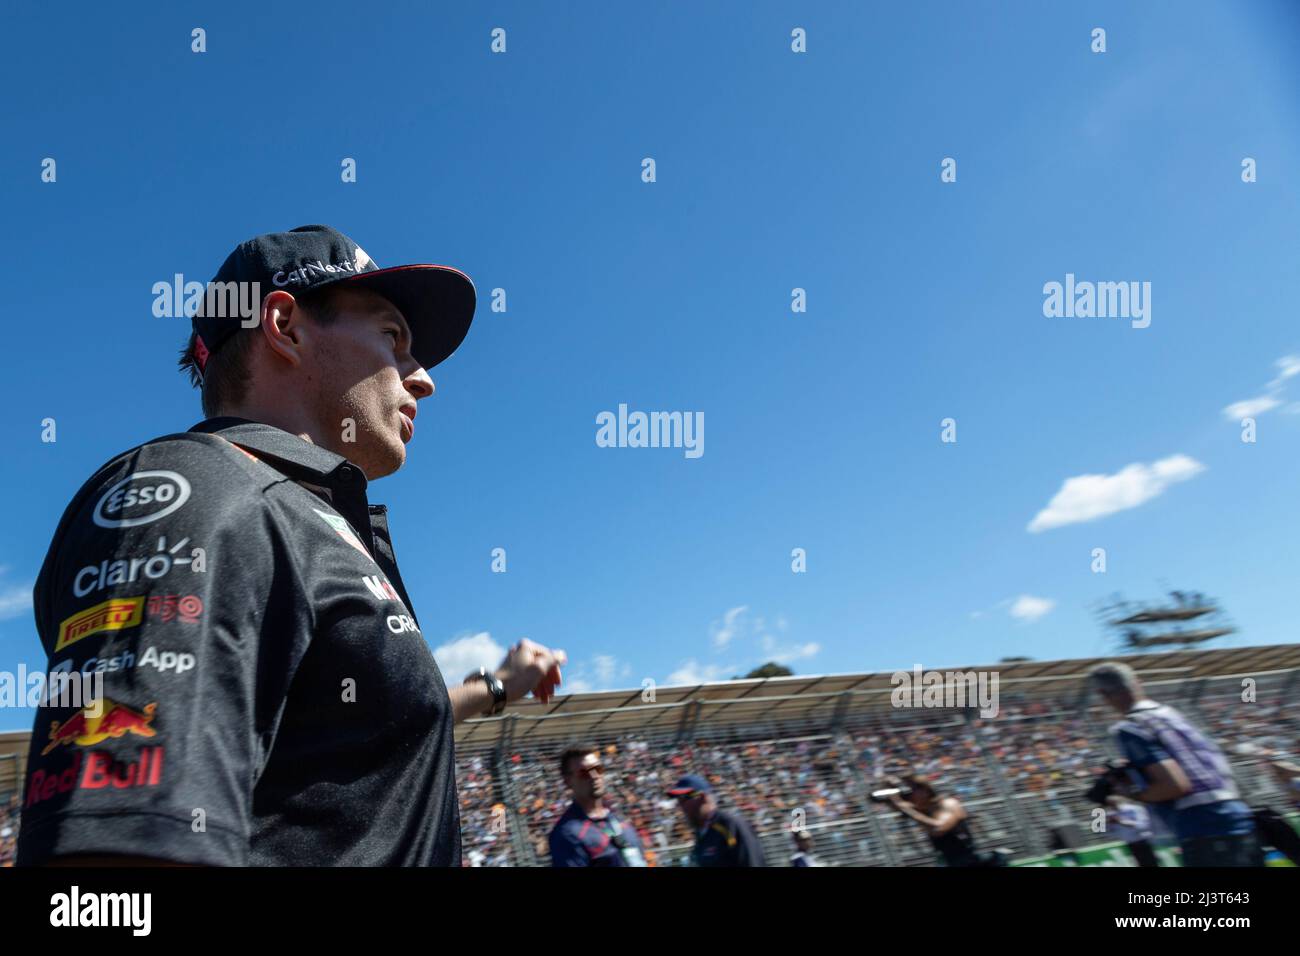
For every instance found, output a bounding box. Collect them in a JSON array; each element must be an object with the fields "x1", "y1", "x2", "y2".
[{"x1": 190, "y1": 224, "x2": 475, "y2": 375}]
